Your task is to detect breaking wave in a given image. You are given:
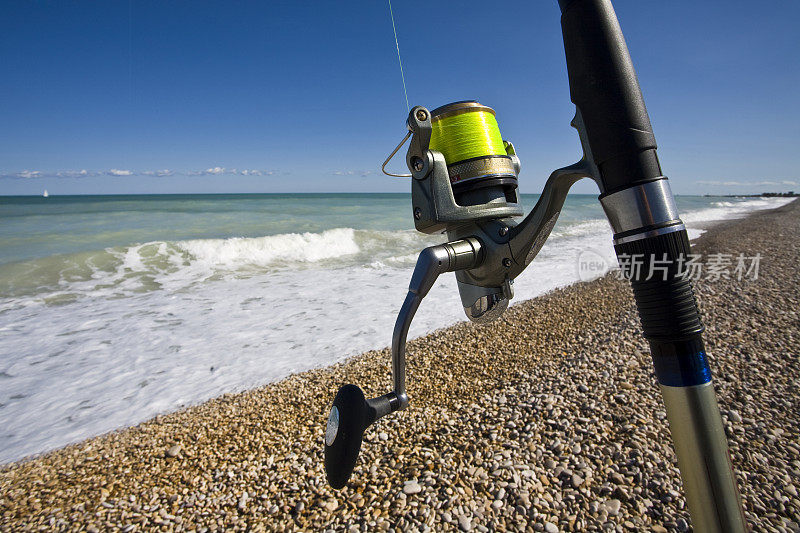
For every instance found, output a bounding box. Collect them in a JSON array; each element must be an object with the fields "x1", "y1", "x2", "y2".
[{"x1": 0, "y1": 228, "x2": 437, "y2": 304}]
